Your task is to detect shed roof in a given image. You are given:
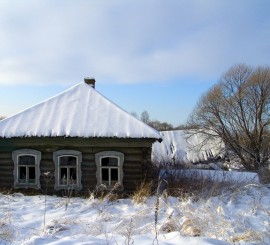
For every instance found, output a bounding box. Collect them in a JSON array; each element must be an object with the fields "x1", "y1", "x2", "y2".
[{"x1": 0, "y1": 82, "x2": 162, "y2": 141}]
